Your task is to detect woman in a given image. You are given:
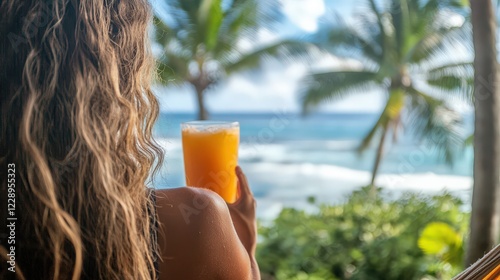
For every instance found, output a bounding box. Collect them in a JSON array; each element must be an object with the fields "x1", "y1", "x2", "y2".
[{"x1": 0, "y1": 0, "x2": 259, "y2": 279}]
